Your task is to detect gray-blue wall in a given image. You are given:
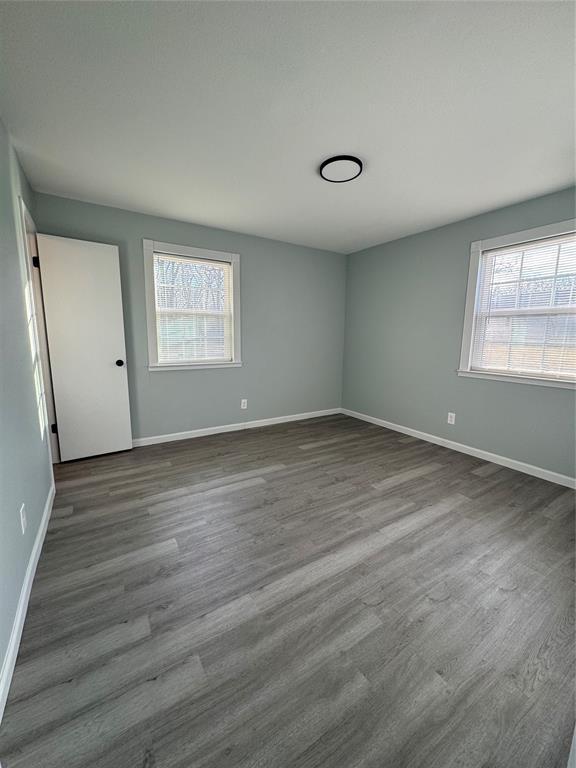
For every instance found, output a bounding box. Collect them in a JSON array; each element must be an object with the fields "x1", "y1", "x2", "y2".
[
  {"x1": 0, "y1": 120, "x2": 53, "y2": 686},
  {"x1": 33, "y1": 194, "x2": 347, "y2": 440},
  {"x1": 343, "y1": 187, "x2": 576, "y2": 479}
]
